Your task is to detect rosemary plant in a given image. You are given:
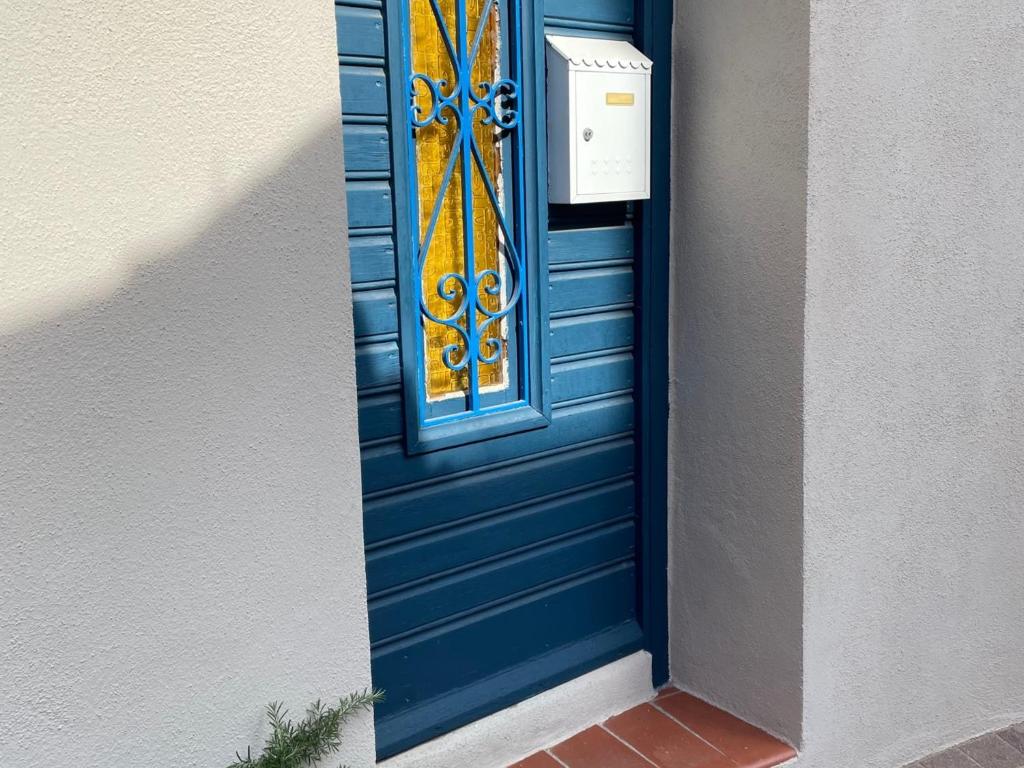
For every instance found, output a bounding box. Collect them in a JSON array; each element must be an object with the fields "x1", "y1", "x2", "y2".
[{"x1": 228, "y1": 689, "x2": 383, "y2": 768}]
